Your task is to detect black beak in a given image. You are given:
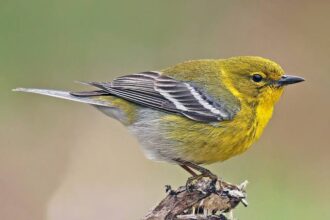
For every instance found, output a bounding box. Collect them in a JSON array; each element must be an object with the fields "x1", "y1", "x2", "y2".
[{"x1": 277, "y1": 75, "x2": 305, "y2": 86}]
